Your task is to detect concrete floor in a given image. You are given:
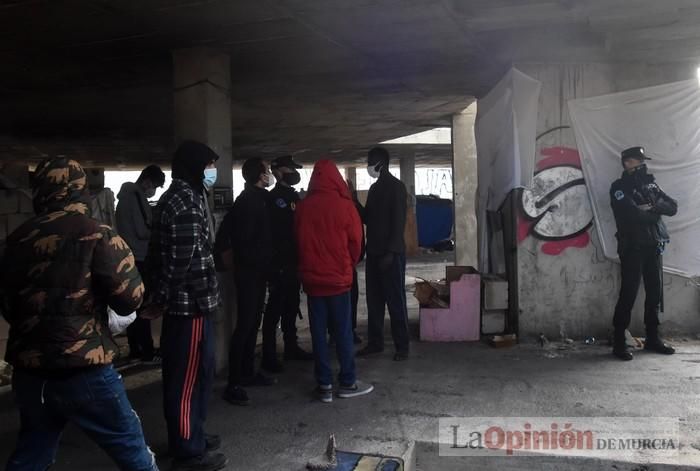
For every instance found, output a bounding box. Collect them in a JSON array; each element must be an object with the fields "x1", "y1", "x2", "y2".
[{"x1": 0, "y1": 254, "x2": 699, "y2": 470}]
